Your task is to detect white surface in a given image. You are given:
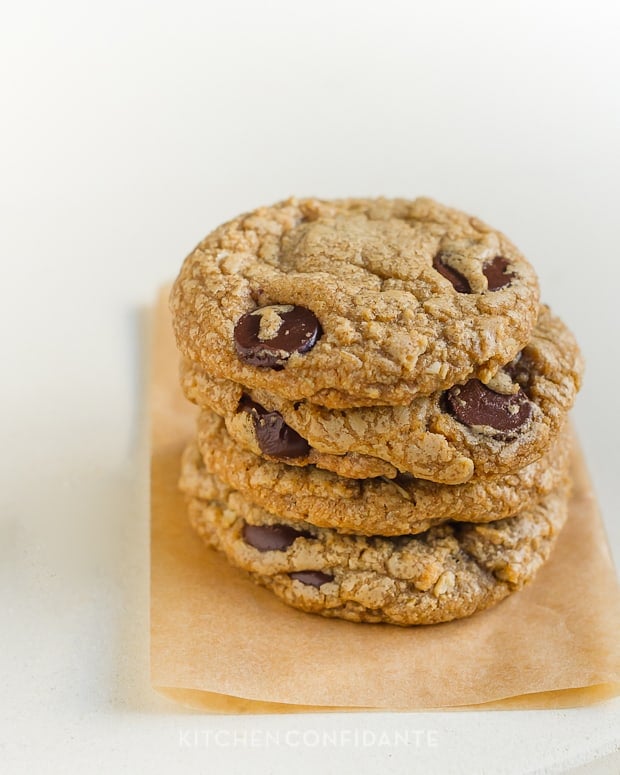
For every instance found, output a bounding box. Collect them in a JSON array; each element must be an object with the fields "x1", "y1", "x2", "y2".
[{"x1": 1, "y1": 1, "x2": 620, "y2": 773}]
